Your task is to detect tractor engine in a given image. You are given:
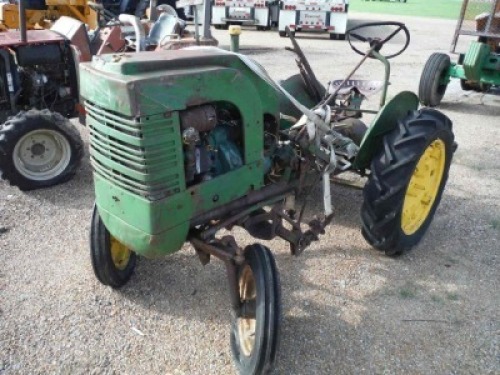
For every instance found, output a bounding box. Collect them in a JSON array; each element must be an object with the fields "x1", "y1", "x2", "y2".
[
  {"x1": 179, "y1": 103, "x2": 299, "y2": 187},
  {"x1": 179, "y1": 104, "x2": 244, "y2": 186},
  {"x1": 0, "y1": 39, "x2": 78, "y2": 121}
]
